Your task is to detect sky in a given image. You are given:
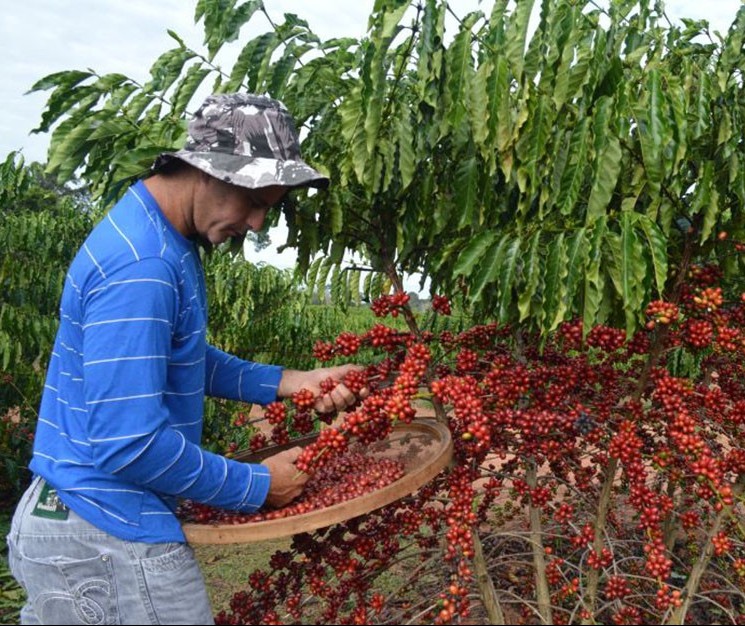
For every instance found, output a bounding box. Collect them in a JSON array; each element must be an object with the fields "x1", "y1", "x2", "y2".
[{"x1": 1, "y1": 0, "x2": 742, "y2": 280}]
